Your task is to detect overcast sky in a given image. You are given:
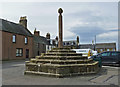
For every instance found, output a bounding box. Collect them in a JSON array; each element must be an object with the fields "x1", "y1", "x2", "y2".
[{"x1": 0, "y1": 2, "x2": 118, "y2": 49}]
